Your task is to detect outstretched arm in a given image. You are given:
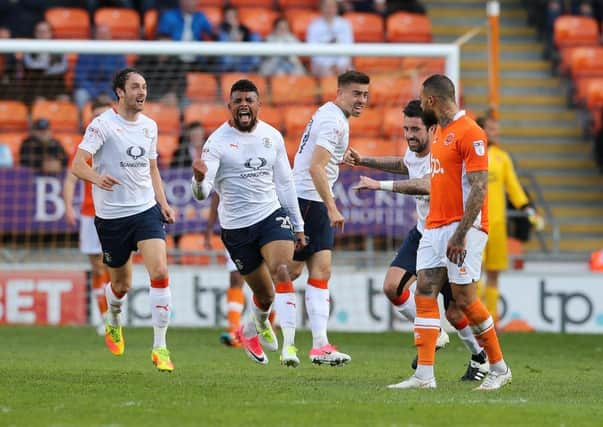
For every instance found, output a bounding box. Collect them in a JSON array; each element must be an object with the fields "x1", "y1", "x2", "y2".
[
  {"x1": 344, "y1": 147, "x2": 409, "y2": 175},
  {"x1": 353, "y1": 175, "x2": 430, "y2": 195}
]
